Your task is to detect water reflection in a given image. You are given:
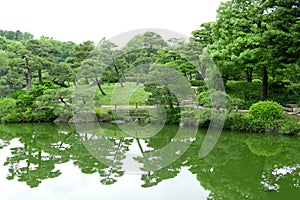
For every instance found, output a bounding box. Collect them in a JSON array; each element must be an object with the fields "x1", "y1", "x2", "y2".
[{"x1": 0, "y1": 123, "x2": 299, "y2": 199}]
